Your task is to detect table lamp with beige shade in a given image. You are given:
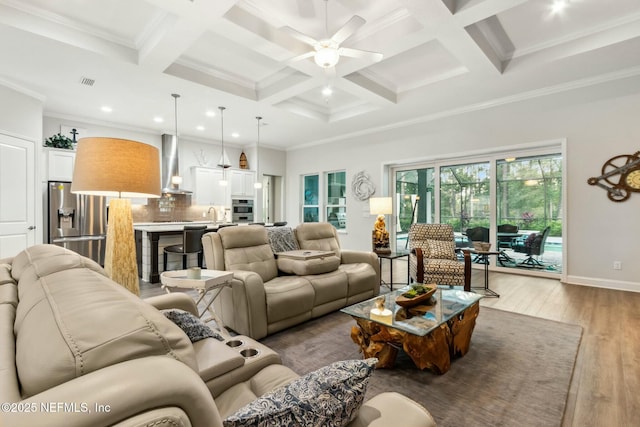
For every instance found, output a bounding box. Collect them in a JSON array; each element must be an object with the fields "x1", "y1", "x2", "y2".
[
  {"x1": 369, "y1": 196, "x2": 393, "y2": 254},
  {"x1": 71, "y1": 137, "x2": 161, "y2": 295}
]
